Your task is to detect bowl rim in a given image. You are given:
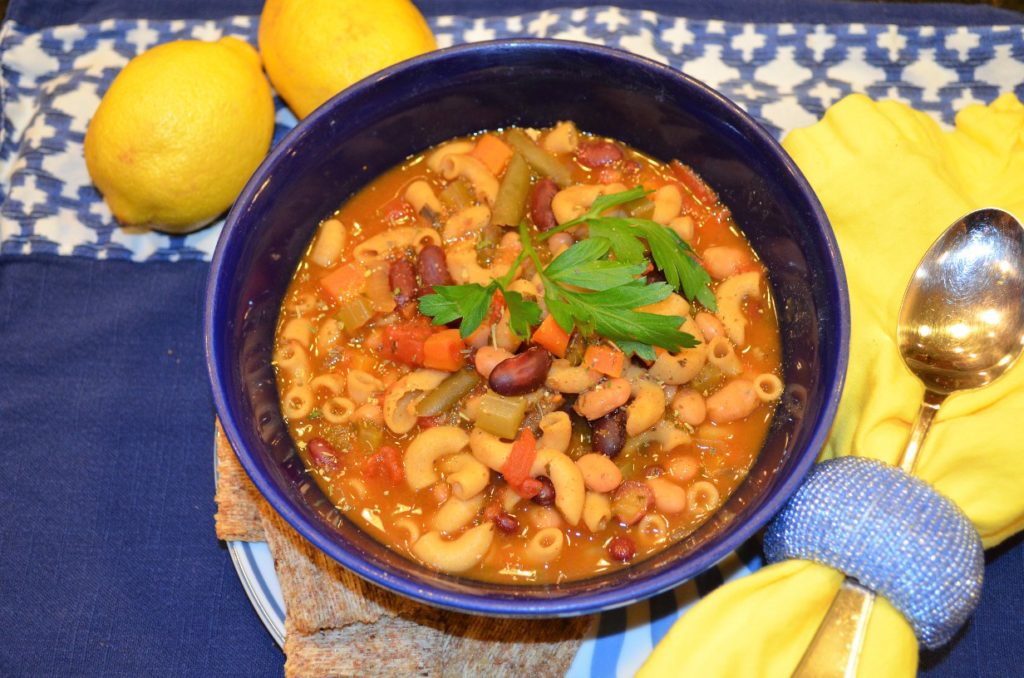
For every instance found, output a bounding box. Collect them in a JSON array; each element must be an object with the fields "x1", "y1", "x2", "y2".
[{"x1": 205, "y1": 37, "x2": 850, "y2": 617}]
